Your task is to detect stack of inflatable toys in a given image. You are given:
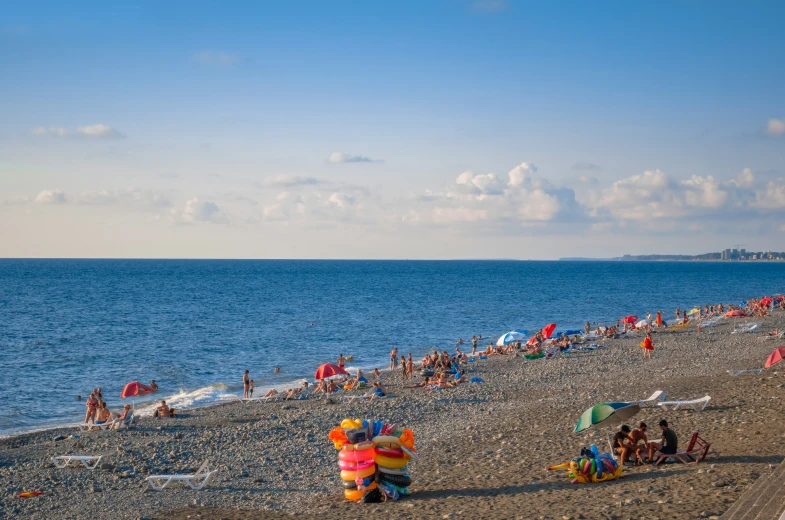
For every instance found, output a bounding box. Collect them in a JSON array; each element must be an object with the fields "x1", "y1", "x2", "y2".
[
  {"x1": 329, "y1": 418, "x2": 416, "y2": 502},
  {"x1": 548, "y1": 445, "x2": 622, "y2": 484}
]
